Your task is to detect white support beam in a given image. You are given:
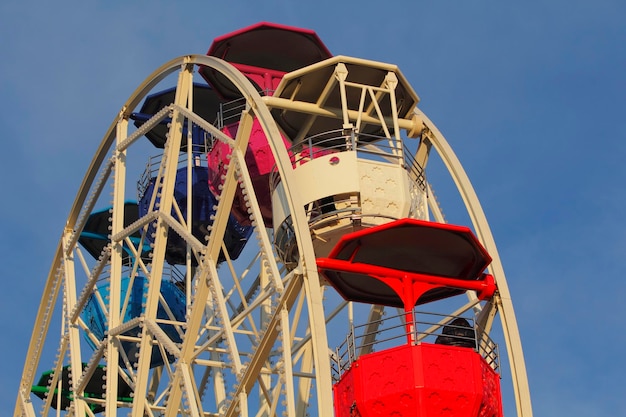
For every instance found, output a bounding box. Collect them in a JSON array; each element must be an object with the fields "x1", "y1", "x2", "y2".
[{"x1": 133, "y1": 60, "x2": 194, "y2": 416}]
